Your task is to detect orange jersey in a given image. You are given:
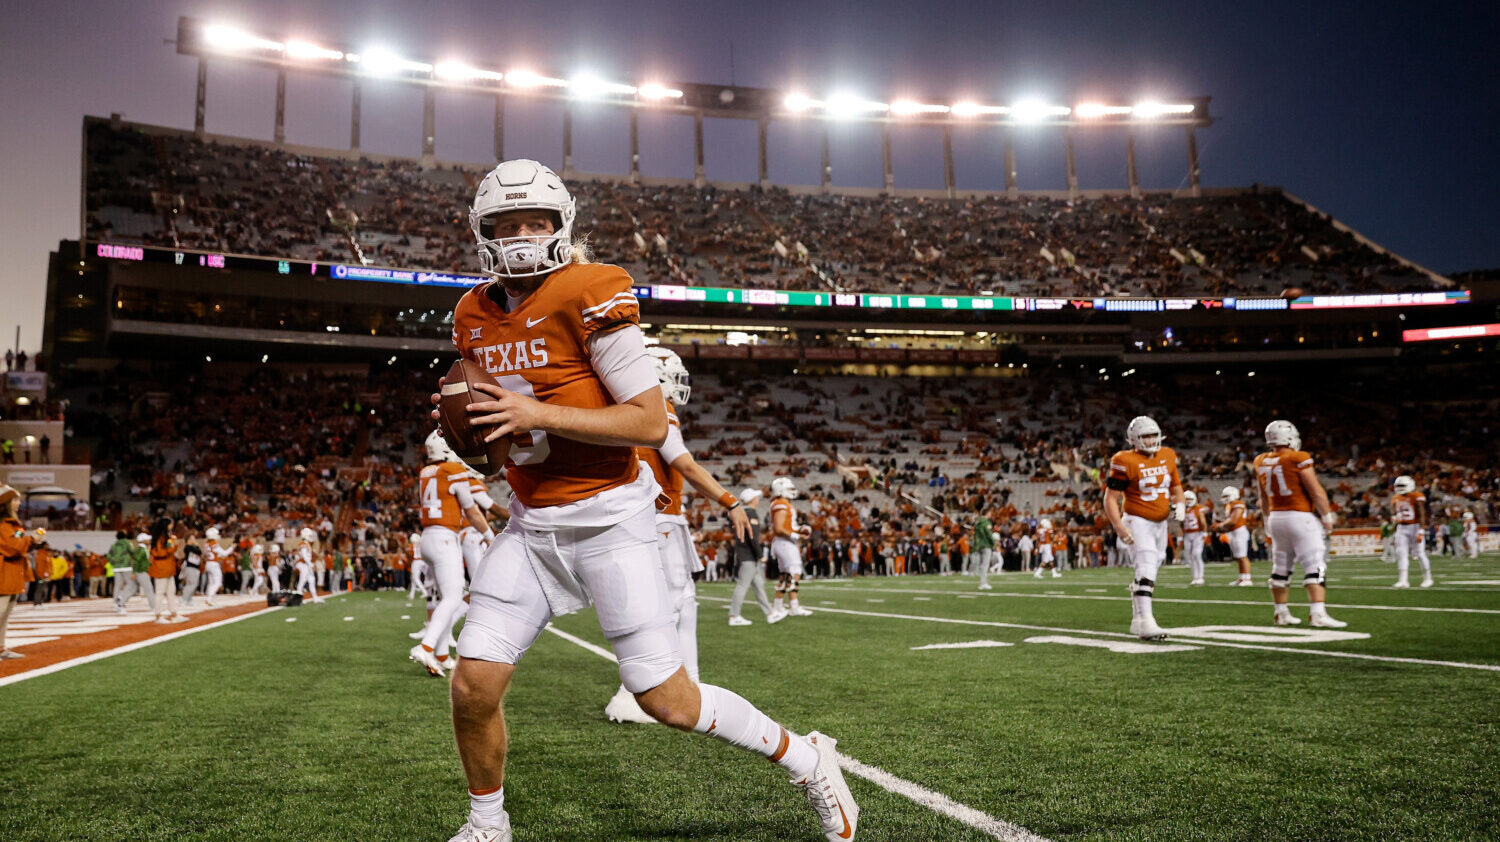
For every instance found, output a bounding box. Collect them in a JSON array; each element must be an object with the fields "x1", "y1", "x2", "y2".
[
  {"x1": 770, "y1": 497, "x2": 798, "y2": 538},
  {"x1": 1107, "y1": 447, "x2": 1182, "y2": 521},
  {"x1": 1225, "y1": 501, "x2": 1248, "y2": 529},
  {"x1": 1391, "y1": 491, "x2": 1425, "y2": 524},
  {"x1": 419, "y1": 461, "x2": 473, "y2": 531},
  {"x1": 1051, "y1": 531, "x2": 1068, "y2": 552},
  {"x1": 1183, "y1": 504, "x2": 1208, "y2": 533},
  {"x1": 1254, "y1": 450, "x2": 1316, "y2": 513},
  {"x1": 451, "y1": 263, "x2": 643, "y2": 508},
  {"x1": 637, "y1": 398, "x2": 684, "y2": 516}
]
